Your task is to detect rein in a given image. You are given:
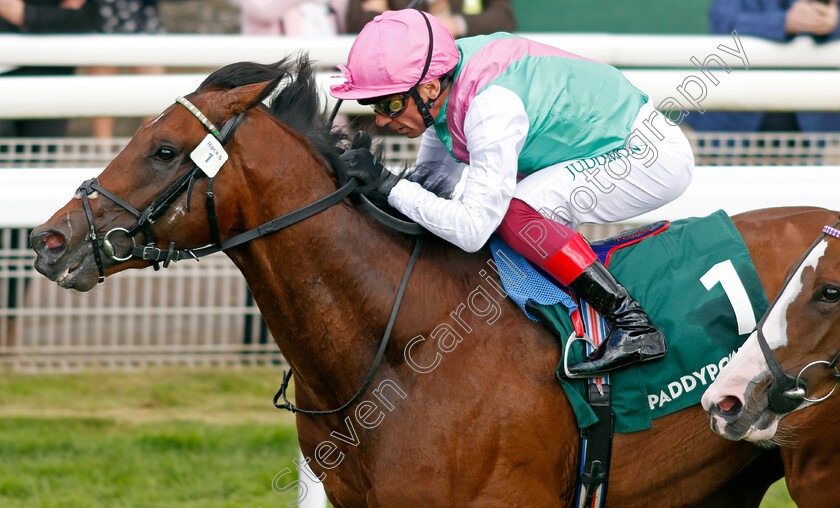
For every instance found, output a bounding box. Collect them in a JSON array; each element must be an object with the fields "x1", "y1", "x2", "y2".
[
  {"x1": 76, "y1": 95, "x2": 425, "y2": 416},
  {"x1": 755, "y1": 221, "x2": 840, "y2": 413},
  {"x1": 80, "y1": 97, "x2": 421, "y2": 272},
  {"x1": 273, "y1": 235, "x2": 423, "y2": 415}
]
